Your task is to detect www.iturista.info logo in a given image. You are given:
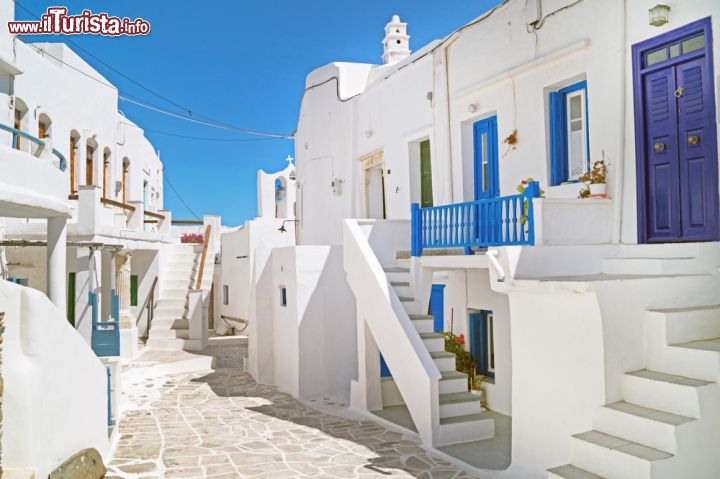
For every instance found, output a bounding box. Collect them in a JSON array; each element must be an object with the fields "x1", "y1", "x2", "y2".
[{"x1": 8, "y1": 7, "x2": 151, "y2": 36}]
